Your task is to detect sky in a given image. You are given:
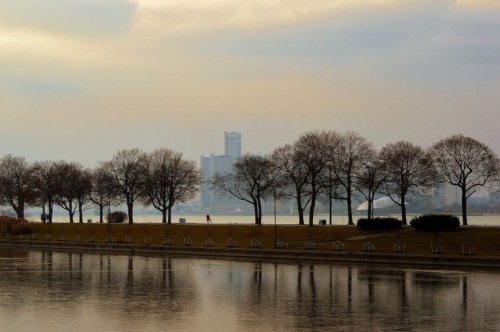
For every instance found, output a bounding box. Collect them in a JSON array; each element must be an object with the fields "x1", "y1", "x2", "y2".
[{"x1": 1, "y1": 0, "x2": 499, "y2": 167}]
